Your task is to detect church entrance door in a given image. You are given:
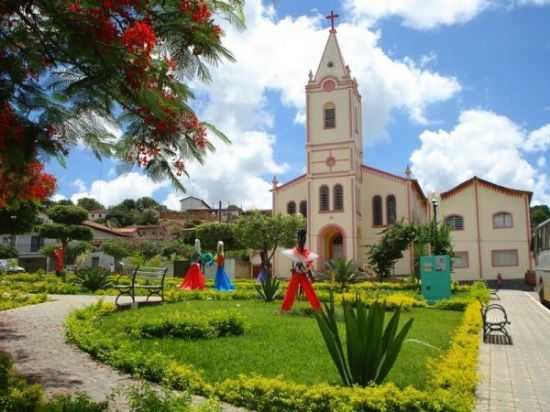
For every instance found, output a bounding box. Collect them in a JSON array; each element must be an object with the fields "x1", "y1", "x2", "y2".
[{"x1": 318, "y1": 225, "x2": 346, "y2": 270}]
